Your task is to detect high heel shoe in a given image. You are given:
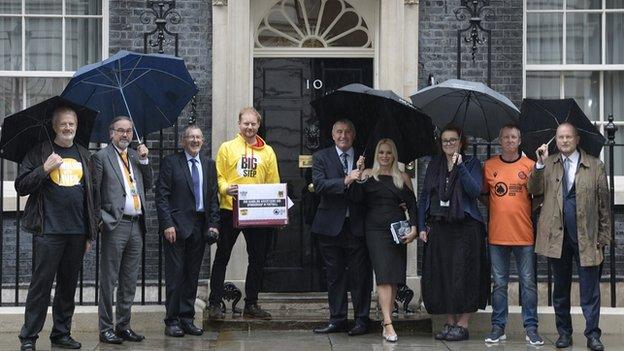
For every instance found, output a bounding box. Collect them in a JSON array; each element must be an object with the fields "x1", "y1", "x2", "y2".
[{"x1": 382, "y1": 322, "x2": 398, "y2": 342}]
